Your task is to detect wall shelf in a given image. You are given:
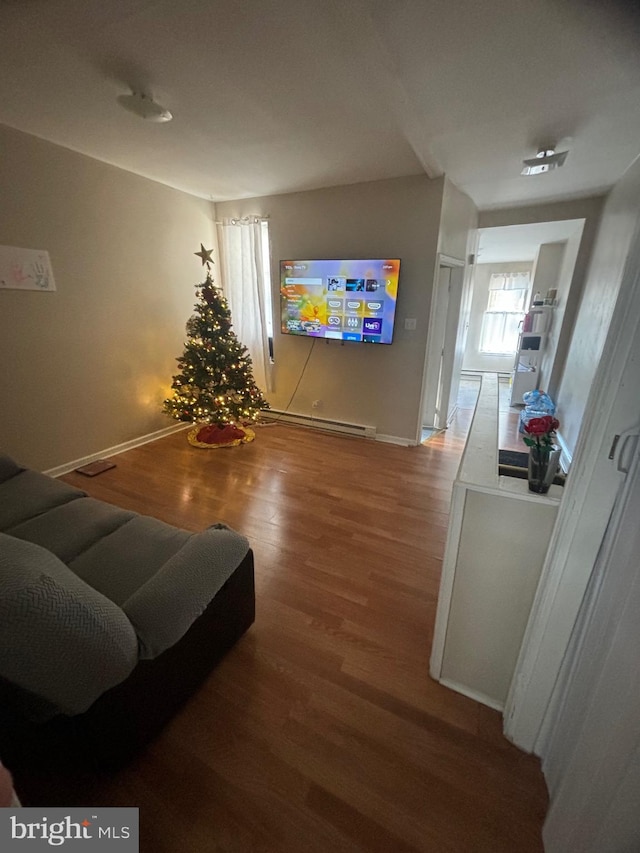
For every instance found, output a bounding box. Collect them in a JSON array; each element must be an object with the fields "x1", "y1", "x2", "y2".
[{"x1": 509, "y1": 305, "x2": 554, "y2": 406}]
